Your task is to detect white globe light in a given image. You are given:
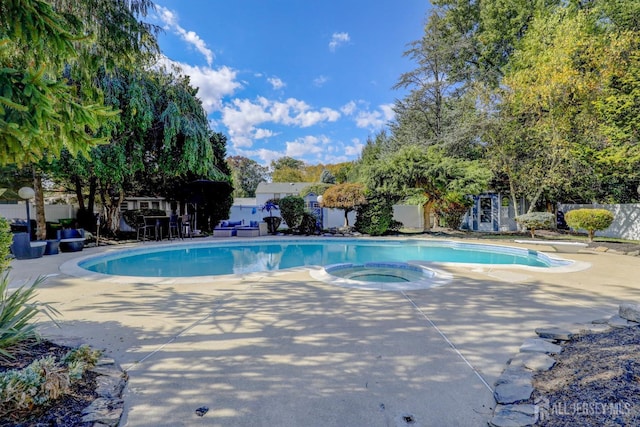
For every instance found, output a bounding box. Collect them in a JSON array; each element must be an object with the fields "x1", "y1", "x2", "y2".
[
  {"x1": 317, "y1": 195, "x2": 323, "y2": 204},
  {"x1": 18, "y1": 187, "x2": 35, "y2": 200}
]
